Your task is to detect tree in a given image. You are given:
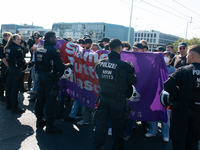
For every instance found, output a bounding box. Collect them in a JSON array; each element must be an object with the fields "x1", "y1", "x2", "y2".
[{"x1": 172, "y1": 38, "x2": 200, "y2": 54}]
